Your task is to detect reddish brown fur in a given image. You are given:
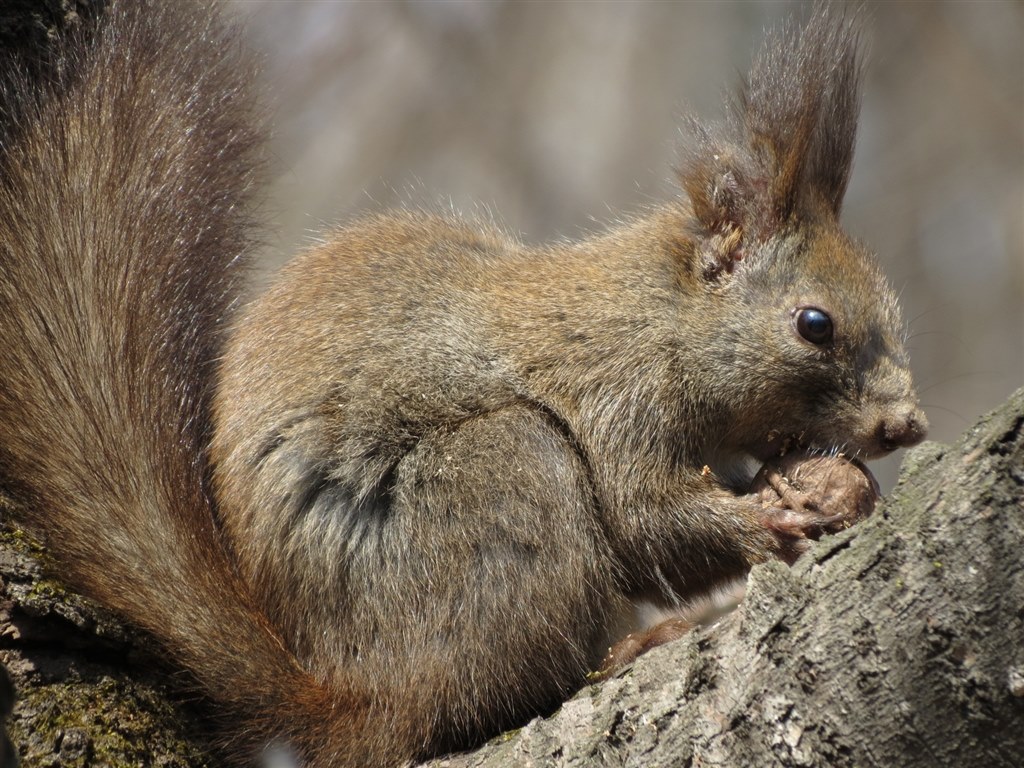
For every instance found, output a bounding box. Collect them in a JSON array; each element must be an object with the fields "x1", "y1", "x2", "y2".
[{"x1": 0, "y1": 2, "x2": 925, "y2": 766}]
